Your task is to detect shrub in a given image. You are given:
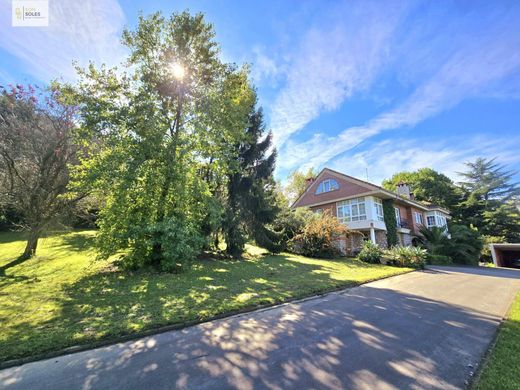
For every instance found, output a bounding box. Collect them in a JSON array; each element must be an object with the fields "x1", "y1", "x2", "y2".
[
  {"x1": 358, "y1": 241, "x2": 383, "y2": 264},
  {"x1": 445, "y1": 224, "x2": 483, "y2": 265},
  {"x1": 270, "y1": 207, "x2": 316, "y2": 250},
  {"x1": 427, "y1": 254, "x2": 452, "y2": 265},
  {"x1": 385, "y1": 246, "x2": 427, "y2": 268},
  {"x1": 419, "y1": 224, "x2": 482, "y2": 265},
  {"x1": 290, "y1": 210, "x2": 348, "y2": 258},
  {"x1": 480, "y1": 235, "x2": 506, "y2": 263}
]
